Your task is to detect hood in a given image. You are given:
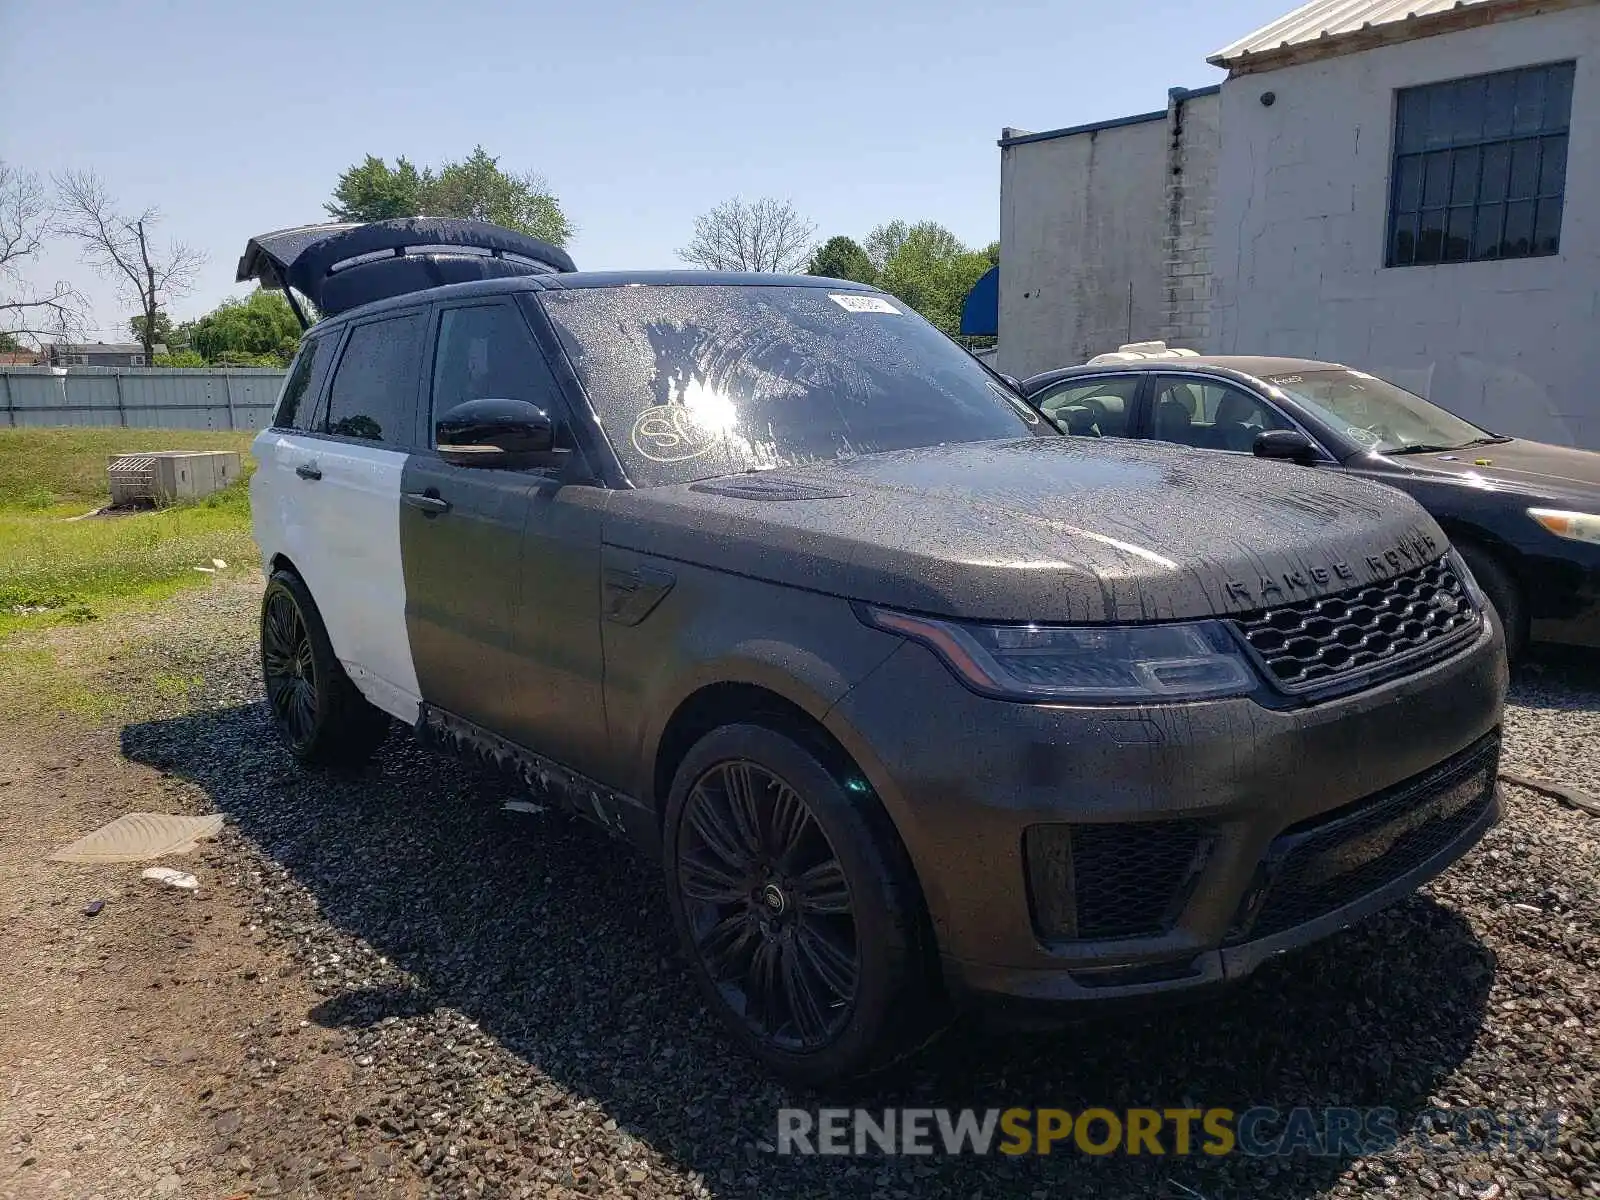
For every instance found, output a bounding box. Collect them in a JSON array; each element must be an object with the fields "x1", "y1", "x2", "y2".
[
  {"x1": 602, "y1": 438, "x2": 1451, "y2": 623},
  {"x1": 1378, "y1": 438, "x2": 1600, "y2": 502}
]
